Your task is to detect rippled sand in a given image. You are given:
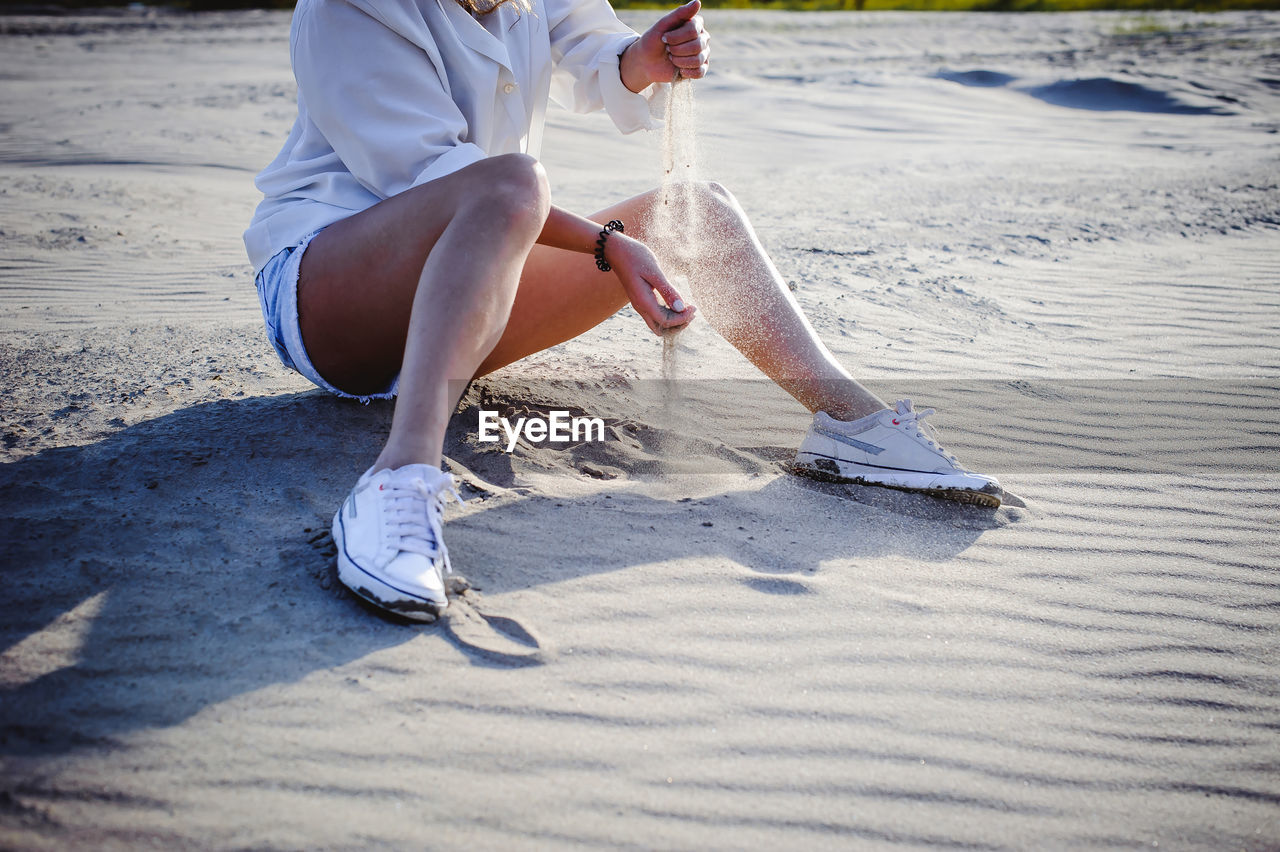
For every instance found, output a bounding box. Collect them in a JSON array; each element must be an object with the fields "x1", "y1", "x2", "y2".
[{"x1": 1, "y1": 8, "x2": 1278, "y2": 849}]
